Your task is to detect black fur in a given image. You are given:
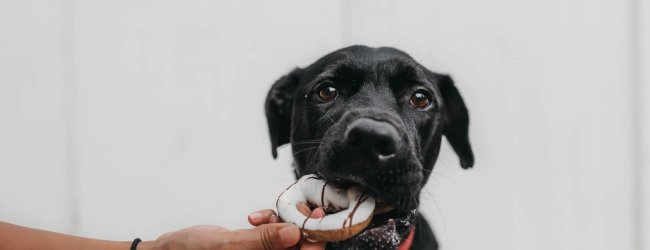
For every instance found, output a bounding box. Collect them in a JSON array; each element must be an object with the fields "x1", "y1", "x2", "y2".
[{"x1": 265, "y1": 45, "x2": 473, "y2": 249}]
